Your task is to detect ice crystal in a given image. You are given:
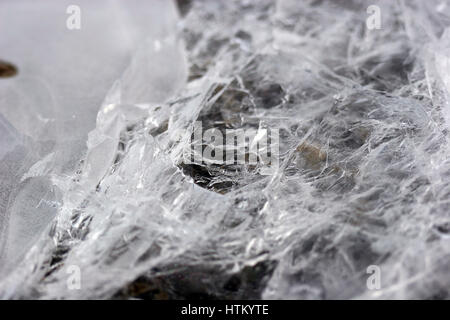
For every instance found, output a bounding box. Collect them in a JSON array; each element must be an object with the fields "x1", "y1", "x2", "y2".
[{"x1": 0, "y1": 0, "x2": 449, "y2": 299}]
